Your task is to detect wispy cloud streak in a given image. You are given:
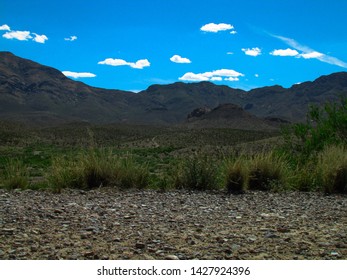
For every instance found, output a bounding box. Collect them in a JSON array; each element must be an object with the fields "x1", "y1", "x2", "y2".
[{"x1": 271, "y1": 34, "x2": 347, "y2": 68}]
